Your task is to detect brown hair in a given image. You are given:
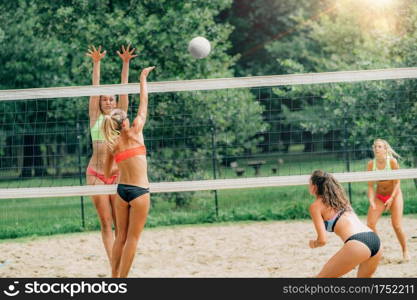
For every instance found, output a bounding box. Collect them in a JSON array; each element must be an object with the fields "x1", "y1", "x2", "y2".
[
  {"x1": 102, "y1": 108, "x2": 127, "y2": 151},
  {"x1": 310, "y1": 170, "x2": 351, "y2": 211}
]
